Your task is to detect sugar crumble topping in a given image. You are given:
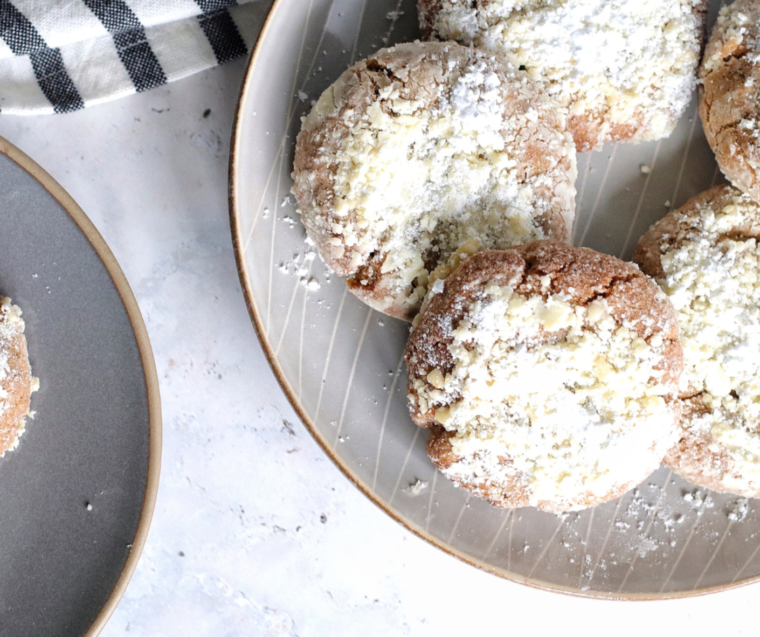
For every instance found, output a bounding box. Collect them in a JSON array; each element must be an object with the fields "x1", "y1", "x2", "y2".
[
  {"x1": 658, "y1": 191, "x2": 760, "y2": 489},
  {"x1": 413, "y1": 282, "x2": 678, "y2": 510},
  {"x1": 0, "y1": 297, "x2": 37, "y2": 457},
  {"x1": 425, "y1": 0, "x2": 704, "y2": 149},
  {"x1": 702, "y1": 0, "x2": 760, "y2": 73},
  {"x1": 0, "y1": 297, "x2": 22, "y2": 417},
  {"x1": 296, "y1": 42, "x2": 576, "y2": 317}
]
